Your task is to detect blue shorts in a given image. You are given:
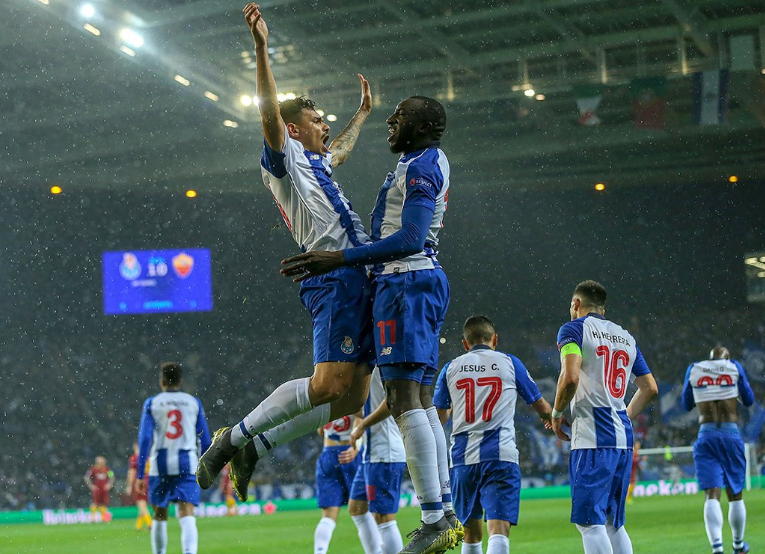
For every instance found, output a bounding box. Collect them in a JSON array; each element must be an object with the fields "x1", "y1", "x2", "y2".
[
  {"x1": 450, "y1": 461, "x2": 521, "y2": 524},
  {"x1": 569, "y1": 448, "x2": 631, "y2": 527},
  {"x1": 693, "y1": 423, "x2": 746, "y2": 494},
  {"x1": 315, "y1": 446, "x2": 361, "y2": 508},
  {"x1": 374, "y1": 269, "x2": 449, "y2": 383},
  {"x1": 148, "y1": 475, "x2": 200, "y2": 508},
  {"x1": 350, "y1": 462, "x2": 406, "y2": 515},
  {"x1": 299, "y1": 266, "x2": 374, "y2": 366}
]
